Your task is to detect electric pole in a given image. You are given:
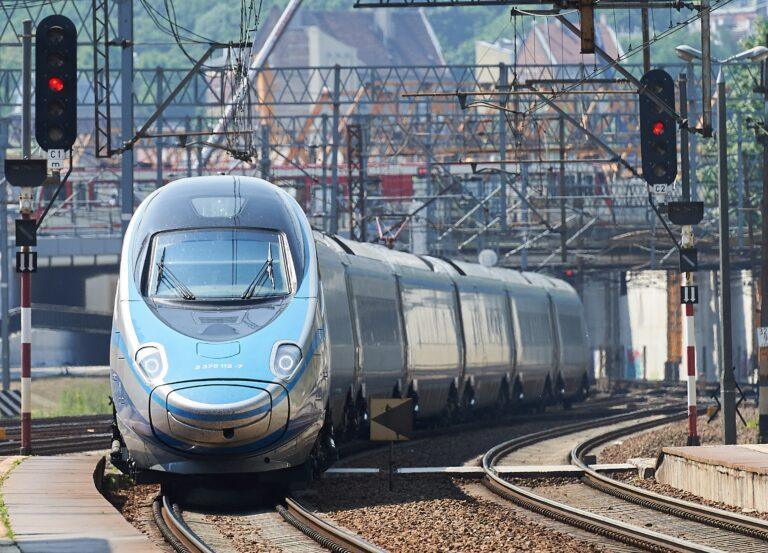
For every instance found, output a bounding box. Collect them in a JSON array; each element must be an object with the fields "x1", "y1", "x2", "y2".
[
  {"x1": 717, "y1": 69, "x2": 736, "y2": 445},
  {"x1": 759, "y1": 53, "x2": 768, "y2": 442}
]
